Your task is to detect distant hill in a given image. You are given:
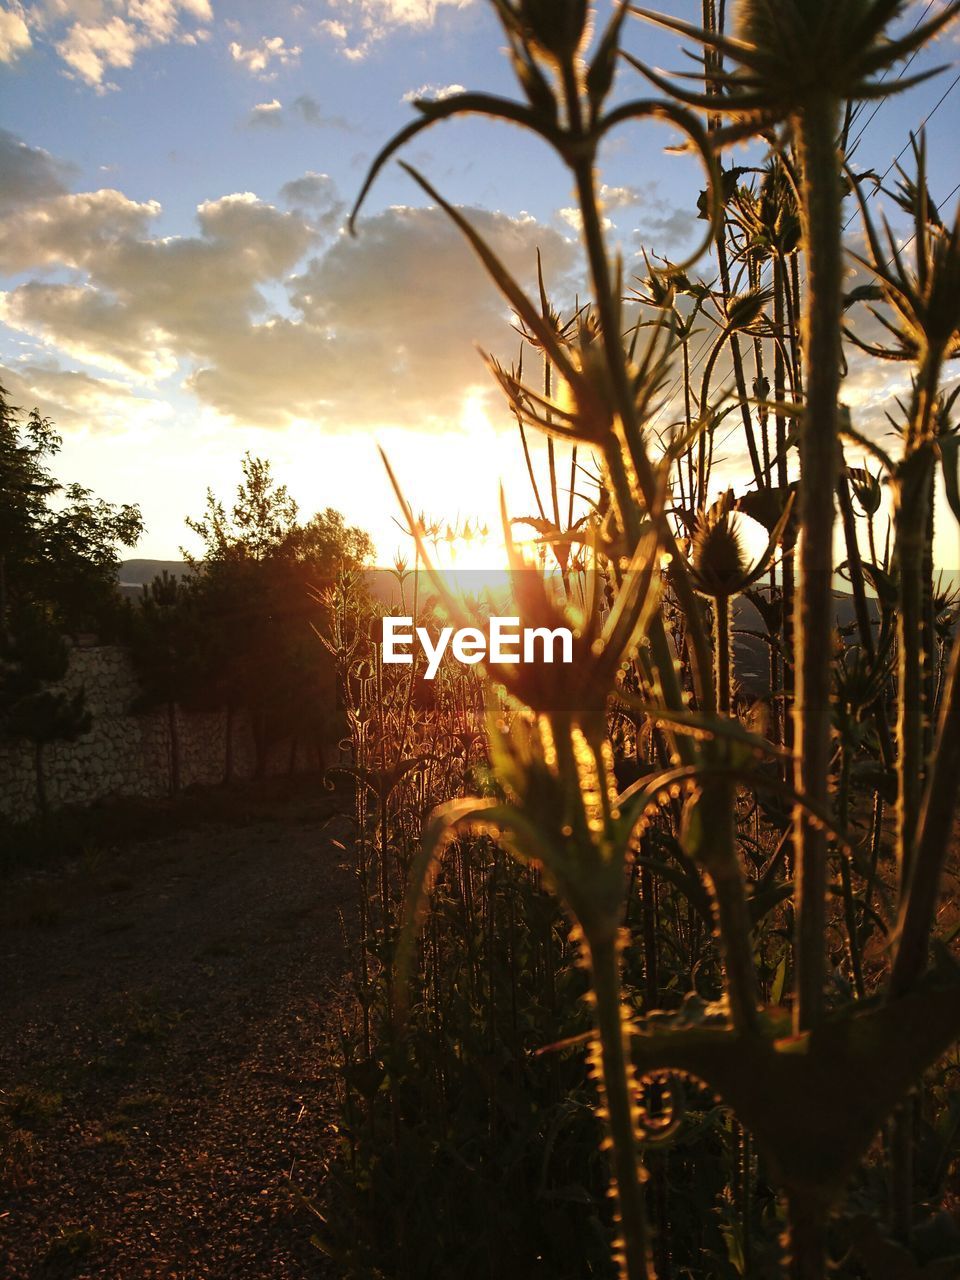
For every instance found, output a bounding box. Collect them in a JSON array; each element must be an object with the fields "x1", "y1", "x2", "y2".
[
  {"x1": 118, "y1": 561, "x2": 427, "y2": 606},
  {"x1": 118, "y1": 559, "x2": 193, "y2": 600},
  {"x1": 117, "y1": 562, "x2": 874, "y2": 696}
]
